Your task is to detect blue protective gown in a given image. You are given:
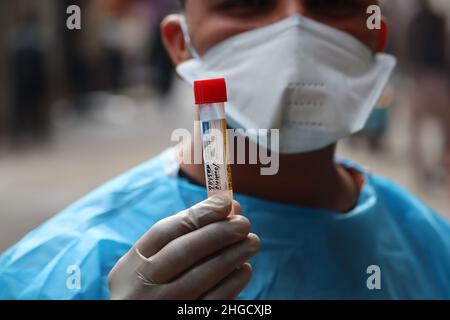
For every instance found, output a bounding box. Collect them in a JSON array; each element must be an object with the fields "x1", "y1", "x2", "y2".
[{"x1": 0, "y1": 148, "x2": 449, "y2": 300}]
